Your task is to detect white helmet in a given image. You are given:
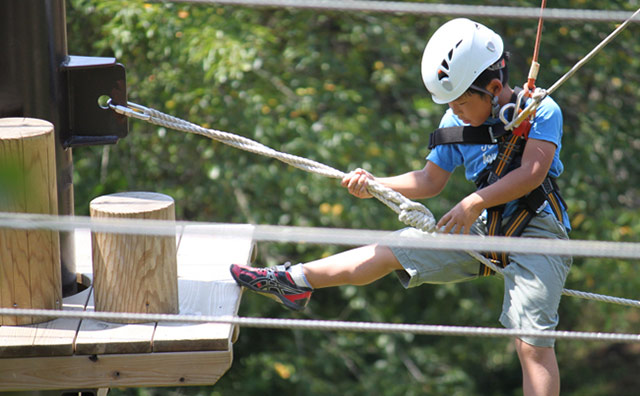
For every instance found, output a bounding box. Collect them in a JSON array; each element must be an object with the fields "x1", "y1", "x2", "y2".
[{"x1": 421, "y1": 18, "x2": 504, "y2": 104}]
